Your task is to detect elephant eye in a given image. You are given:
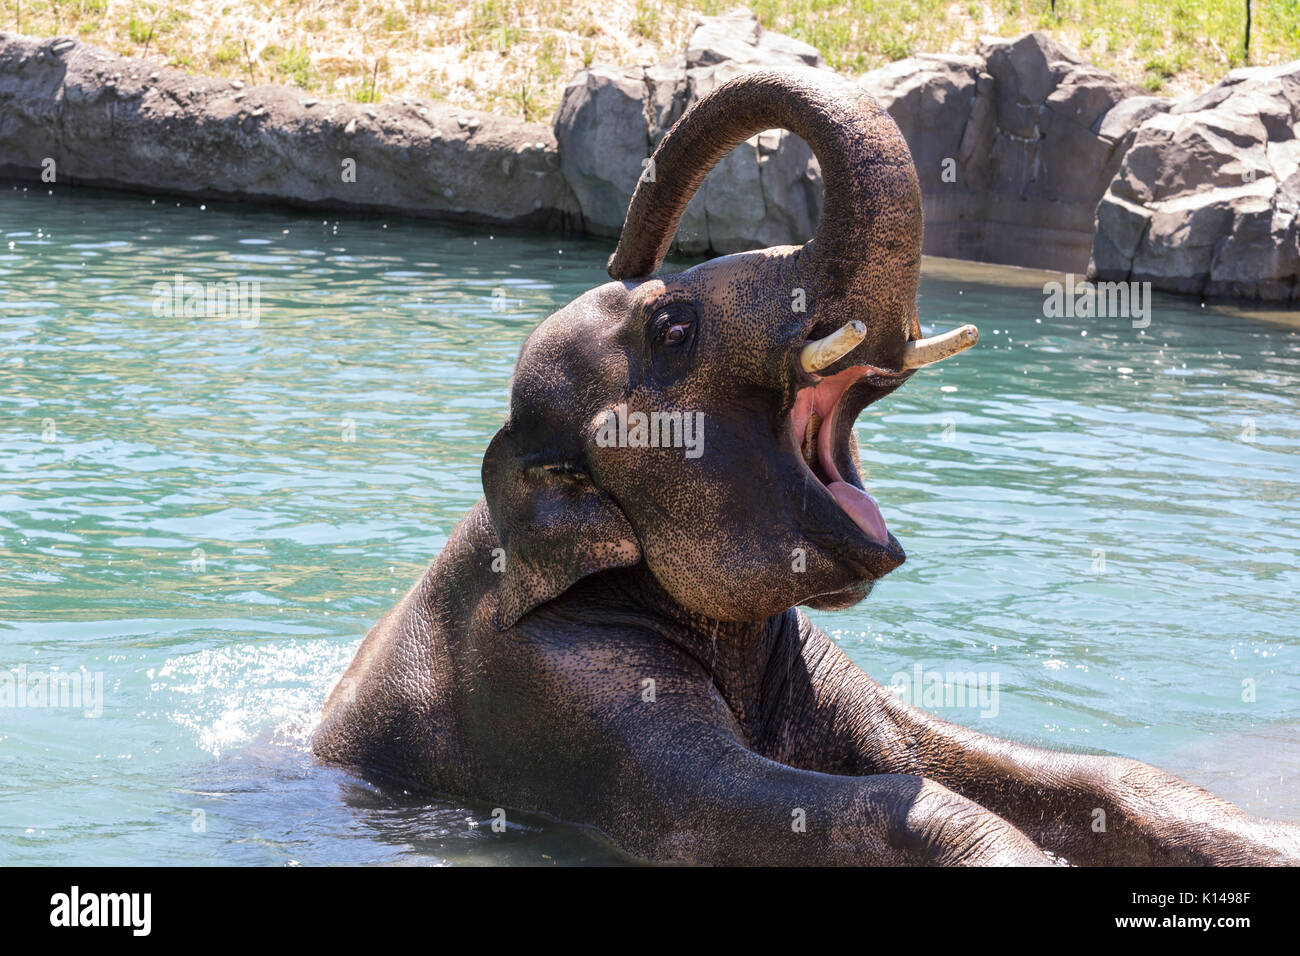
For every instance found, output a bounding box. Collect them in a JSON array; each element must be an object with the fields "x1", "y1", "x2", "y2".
[
  {"x1": 663, "y1": 322, "x2": 690, "y2": 346},
  {"x1": 651, "y1": 303, "x2": 696, "y2": 350}
]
